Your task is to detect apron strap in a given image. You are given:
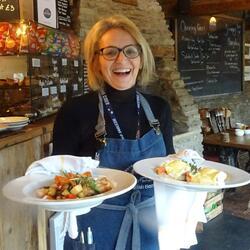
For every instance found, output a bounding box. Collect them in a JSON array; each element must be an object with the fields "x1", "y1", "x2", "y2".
[
  {"x1": 137, "y1": 93, "x2": 161, "y2": 135},
  {"x1": 95, "y1": 93, "x2": 107, "y2": 145},
  {"x1": 98, "y1": 191, "x2": 155, "y2": 250},
  {"x1": 95, "y1": 90, "x2": 161, "y2": 142}
]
